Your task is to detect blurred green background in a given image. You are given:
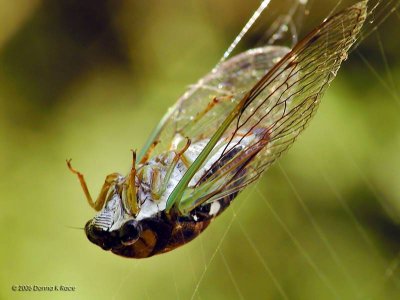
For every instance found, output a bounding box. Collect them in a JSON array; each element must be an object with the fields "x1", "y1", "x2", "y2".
[{"x1": 1, "y1": 0, "x2": 399, "y2": 299}]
